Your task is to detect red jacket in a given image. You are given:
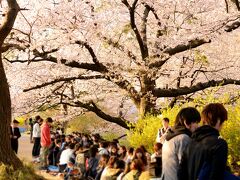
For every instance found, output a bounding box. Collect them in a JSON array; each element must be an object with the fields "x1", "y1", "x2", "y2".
[{"x1": 41, "y1": 122, "x2": 51, "y2": 147}]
